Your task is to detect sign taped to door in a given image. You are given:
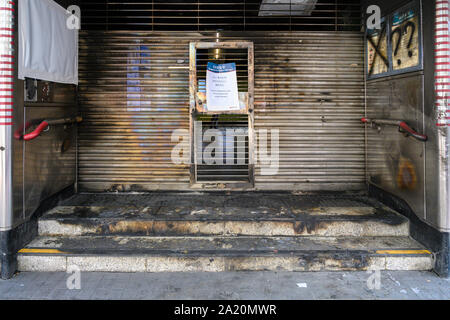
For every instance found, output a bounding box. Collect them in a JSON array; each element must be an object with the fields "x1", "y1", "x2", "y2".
[{"x1": 206, "y1": 62, "x2": 240, "y2": 112}]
